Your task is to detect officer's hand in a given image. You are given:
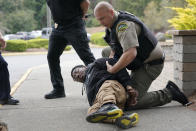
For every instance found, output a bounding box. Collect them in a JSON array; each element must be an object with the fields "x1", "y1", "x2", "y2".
[
  {"x1": 82, "y1": 15, "x2": 87, "y2": 20},
  {"x1": 106, "y1": 61, "x2": 114, "y2": 74},
  {"x1": 126, "y1": 86, "x2": 138, "y2": 106}
]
